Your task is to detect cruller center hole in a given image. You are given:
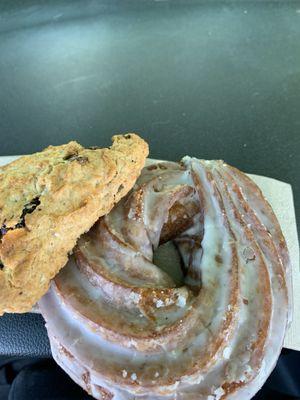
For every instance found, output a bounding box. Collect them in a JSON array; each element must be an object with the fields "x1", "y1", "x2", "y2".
[{"x1": 153, "y1": 241, "x2": 185, "y2": 287}]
